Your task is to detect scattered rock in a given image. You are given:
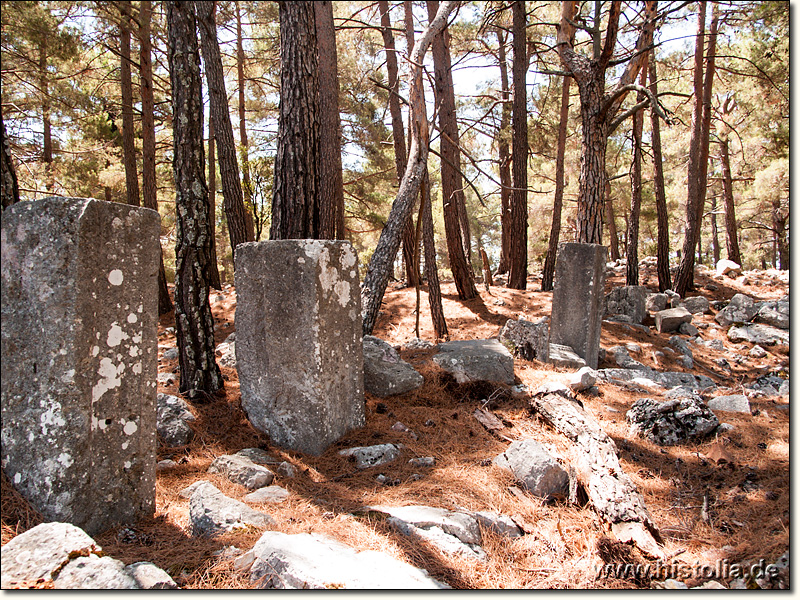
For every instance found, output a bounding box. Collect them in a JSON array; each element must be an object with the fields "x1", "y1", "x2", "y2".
[
  {"x1": 749, "y1": 345, "x2": 768, "y2": 358},
  {"x1": 471, "y1": 510, "x2": 523, "y2": 538},
  {"x1": 645, "y1": 293, "x2": 668, "y2": 313},
  {"x1": 179, "y1": 480, "x2": 207, "y2": 499},
  {"x1": 678, "y1": 322, "x2": 699, "y2": 337},
  {"x1": 707, "y1": 395, "x2": 751, "y2": 414},
  {"x1": 569, "y1": 366, "x2": 597, "y2": 392},
  {"x1": 715, "y1": 259, "x2": 741, "y2": 277},
  {"x1": 626, "y1": 396, "x2": 719, "y2": 446},
  {"x1": 499, "y1": 317, "x2": 550, "y2": 362},
  {"x1": 607, "y1": 345, "x2": 647, "y2": 370},
  {"x1": 669, "y1": 336, "x2": 693, "y2": 359},
  {"x1": 244, "y1": 486, "x2": 290, "y2": 504},
  {"x1": 157, "y1": 459, "x2": 177, "y2": 471},
  {"x1": 409, "y1": 456, "x2": 436, "y2": 468},
  {"x1": 248, "y1": 531, "x2": 448, "y2": 589},
  {"x1": 655, "y1": 307, "x2": 693, "y2": 333},
  {"x1": 405, "y1": 338, "x2": 434, "y2": 350},
  {"x1": 493, "y1": 439, "x2": 569, "y2": 500},
  {"x1": 547, "y1": 343, "x2": 587, "y2": 369},
  {"x1": 727, "y1": 323, "x2": 789, "y2": 346},
  {"x1": 216, "y1": 341, "x2": 236, "y2": 368},
  {"x1": 681, "y1": 296, "x2": 710, "y2": 314},
  {"x1": 277, "y1": 461, "x2": 297, "y2": 478},
  {"x1": 162, "y1": 347, "x2": 179, "y2": 361},
  {"x1": 755, "y1": 301, "x2": 789, "y2": 330},
  {"x1": 598, "y1": 368, "x2": 715, "y2": 392},
  {"x1": 157, "y1": 372, "x2": 177, "y2": 386},
  {"x1": 235, "y1": 448, "x2": 280, "y2": 465},
  {"x1": 189, "y1": 482, "x2": 274, "y2": 536},
  {"x1": 339, "y1": 444, "x2": 401, "y2": 469},
  {"x1": 433, "y1": 339, "x2": 515, "y2": 384},
  {"x1": 363, "y1": 336, "x2": 424, "y2": 397},
  {"x1": 125, "y1": 562, "x2": 179, "y2": 589},
  {"x1": 715, "y1": 294, "x2": 757, "y2": 327},
  {"x1": 53, "y1": 555, "x2": 139, "y2": 589},
  {"x1": 208, "y1": 454, "x2": 275, "y2": 490},
  {"x1": 157, "y1": 393, "x2": 195, "y2": 447},
  {"x1": 369, "y1": 505, "x2": 482, "y2": 545},
  {"x1": 604, "y1": 285, "x2": 647, "y2": 324}
]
